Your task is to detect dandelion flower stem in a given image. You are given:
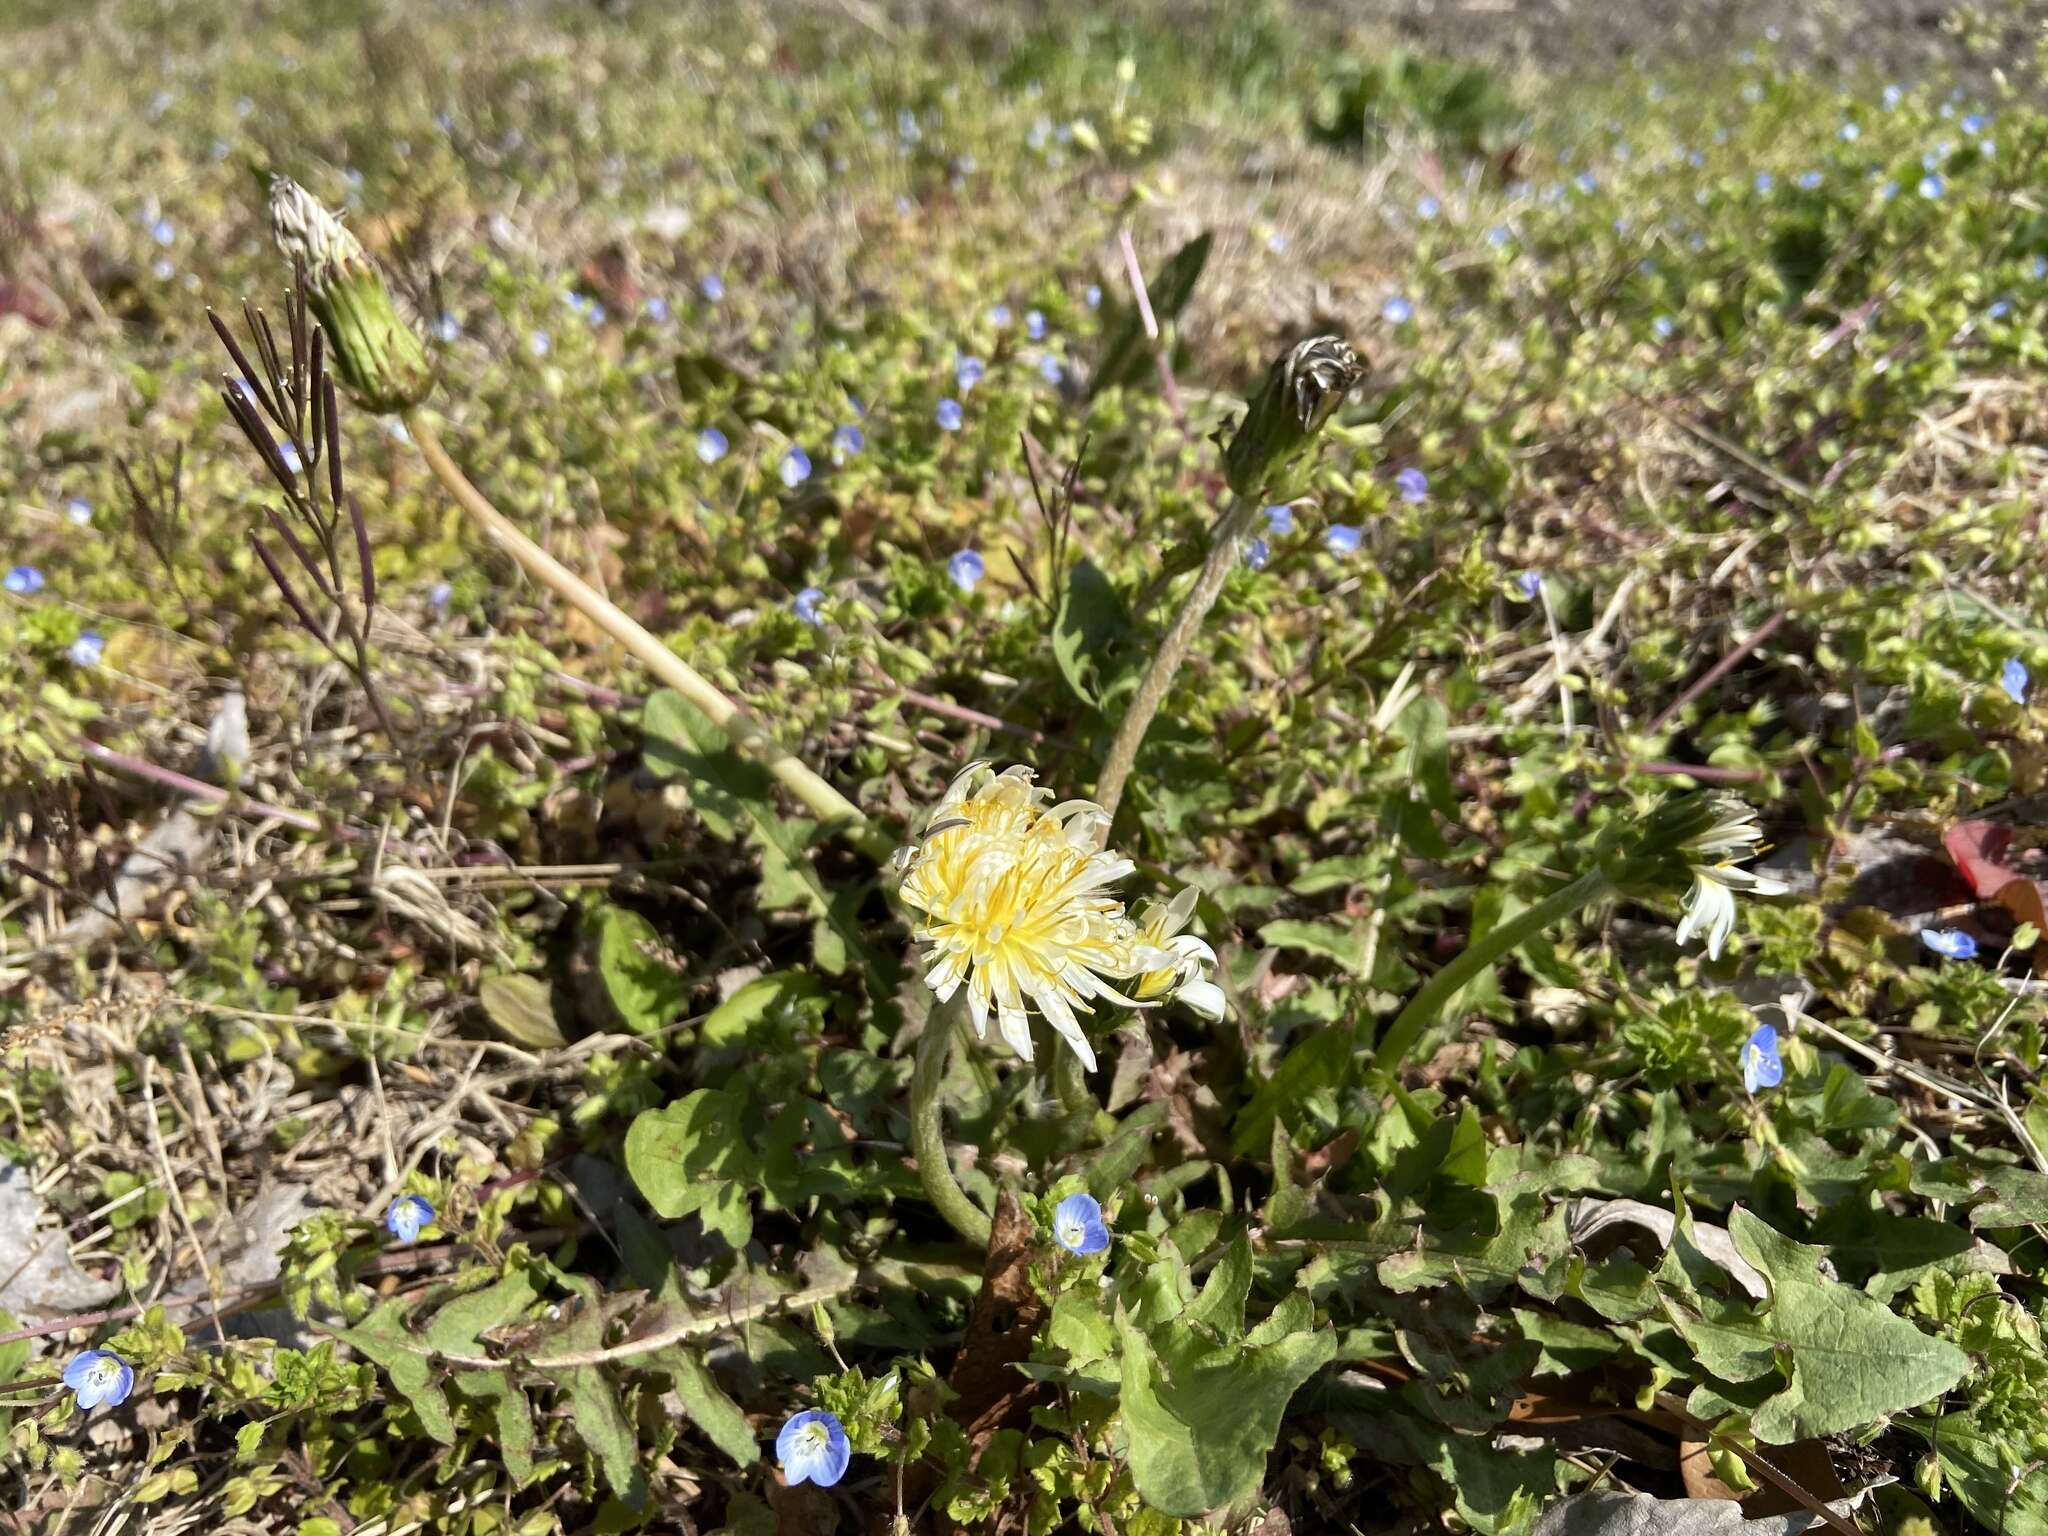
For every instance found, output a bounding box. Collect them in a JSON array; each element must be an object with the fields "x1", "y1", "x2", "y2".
[
  {"x1": 403, "y1": 410, "x2": 877, "y2": 848},
  {"x1": 909, "y1": 994, "x2": 993, "y2": 1248},
  {"x1": 1372, "y1": 868, "x2": 1612, "y2": 1072},
  {"x1": 1094, "y1": 494, "x2": 1253, "y2": 829},
  {"x1": 1054, "y1": 1043, "x2": 1096, "y2": 1119}
]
